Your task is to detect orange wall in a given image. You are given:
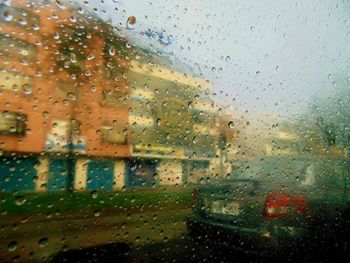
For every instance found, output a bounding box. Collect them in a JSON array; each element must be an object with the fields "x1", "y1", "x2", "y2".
[{"x1": 0, "y1": 1, "x2": 130, "y2": 158}]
